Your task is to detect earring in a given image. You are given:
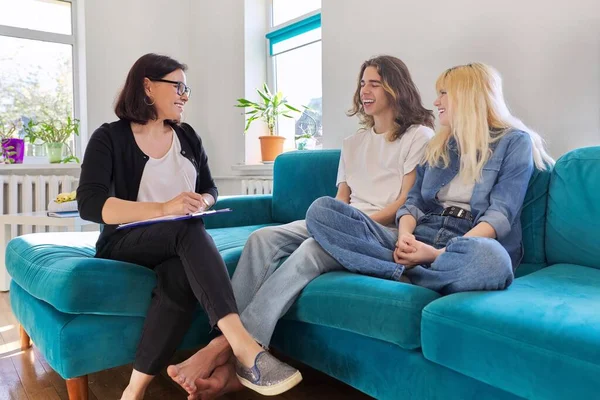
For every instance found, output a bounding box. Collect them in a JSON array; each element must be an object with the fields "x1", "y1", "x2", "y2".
[{"x1": 144, "y1": 96, "x2": 155, "y2": 106}]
